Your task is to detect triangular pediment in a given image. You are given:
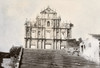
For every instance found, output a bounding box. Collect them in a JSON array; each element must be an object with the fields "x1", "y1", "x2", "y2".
[{"x1": 40, "y1": 6, "x2": 57, "y2": 14}]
